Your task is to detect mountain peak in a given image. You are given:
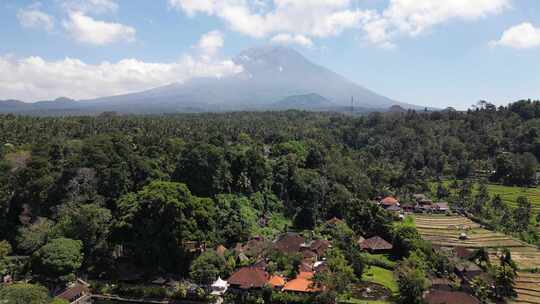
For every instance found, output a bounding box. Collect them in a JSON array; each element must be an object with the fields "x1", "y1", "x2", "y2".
[{"x1": 234, "y1": 45, "x2": 309, "y2": 67}]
